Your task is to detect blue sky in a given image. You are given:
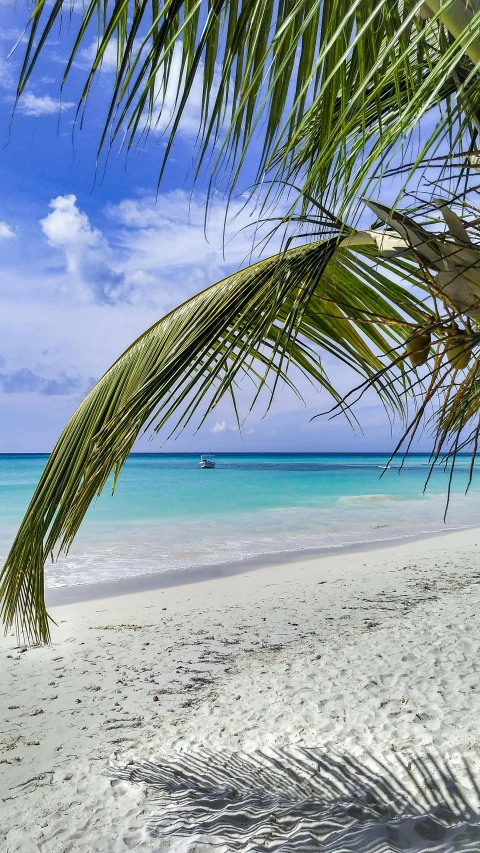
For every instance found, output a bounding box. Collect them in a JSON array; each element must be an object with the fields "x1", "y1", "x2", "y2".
[{"x1": 0, "y1": 4, "x2": 432, "y2": 454}]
